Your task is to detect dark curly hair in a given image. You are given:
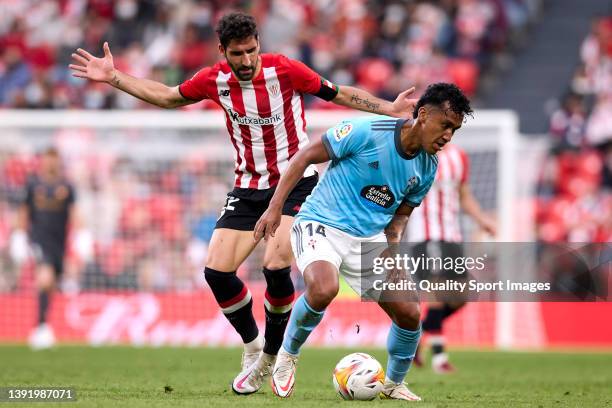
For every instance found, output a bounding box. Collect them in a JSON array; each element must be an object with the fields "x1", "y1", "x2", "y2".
[
  {"x1": 216, "y1": 12, "x2": 258, "y2": 49},
  {"x1": 412, "y1": 83, "x2": 473, "y2": 120}
]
